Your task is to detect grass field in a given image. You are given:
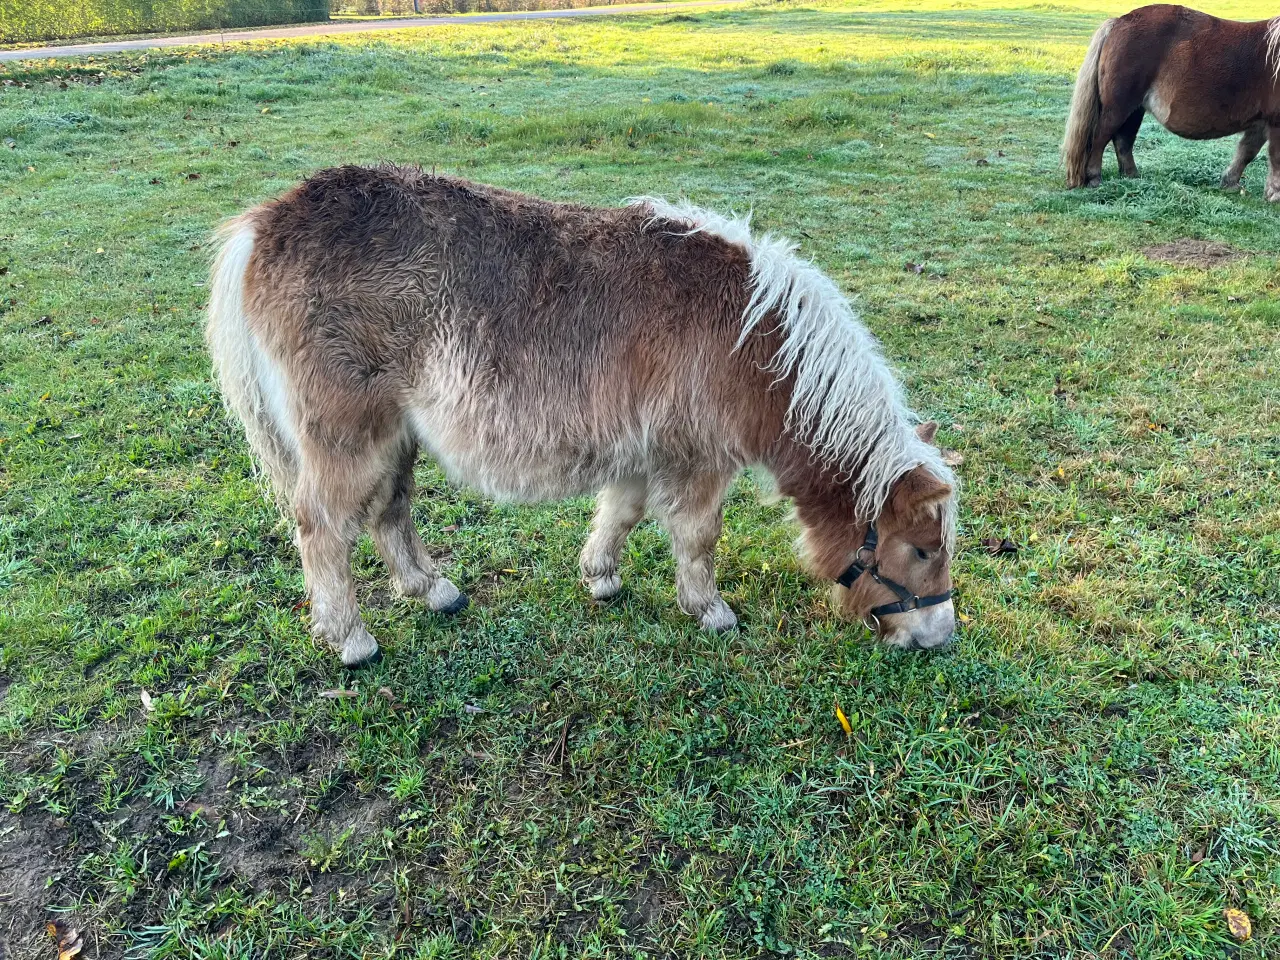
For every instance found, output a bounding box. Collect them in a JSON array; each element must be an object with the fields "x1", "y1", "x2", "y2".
[{"x1": 2, "y1": 1, "x2": 1280, "y2": 956}]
